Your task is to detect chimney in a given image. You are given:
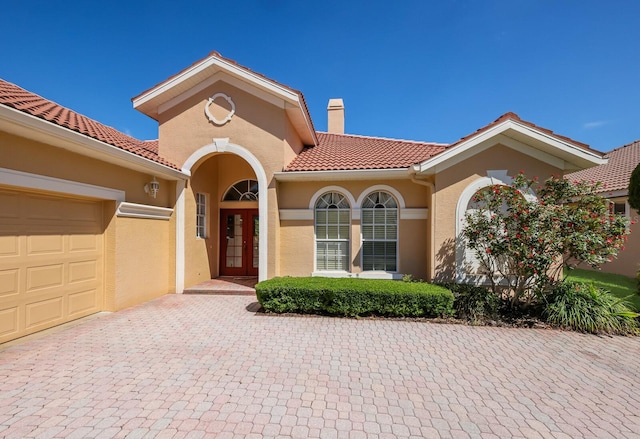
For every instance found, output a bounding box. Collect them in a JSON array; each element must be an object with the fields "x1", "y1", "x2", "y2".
[{"x1": 327, "y1": 98, "x2": 345, "y2": 134}]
